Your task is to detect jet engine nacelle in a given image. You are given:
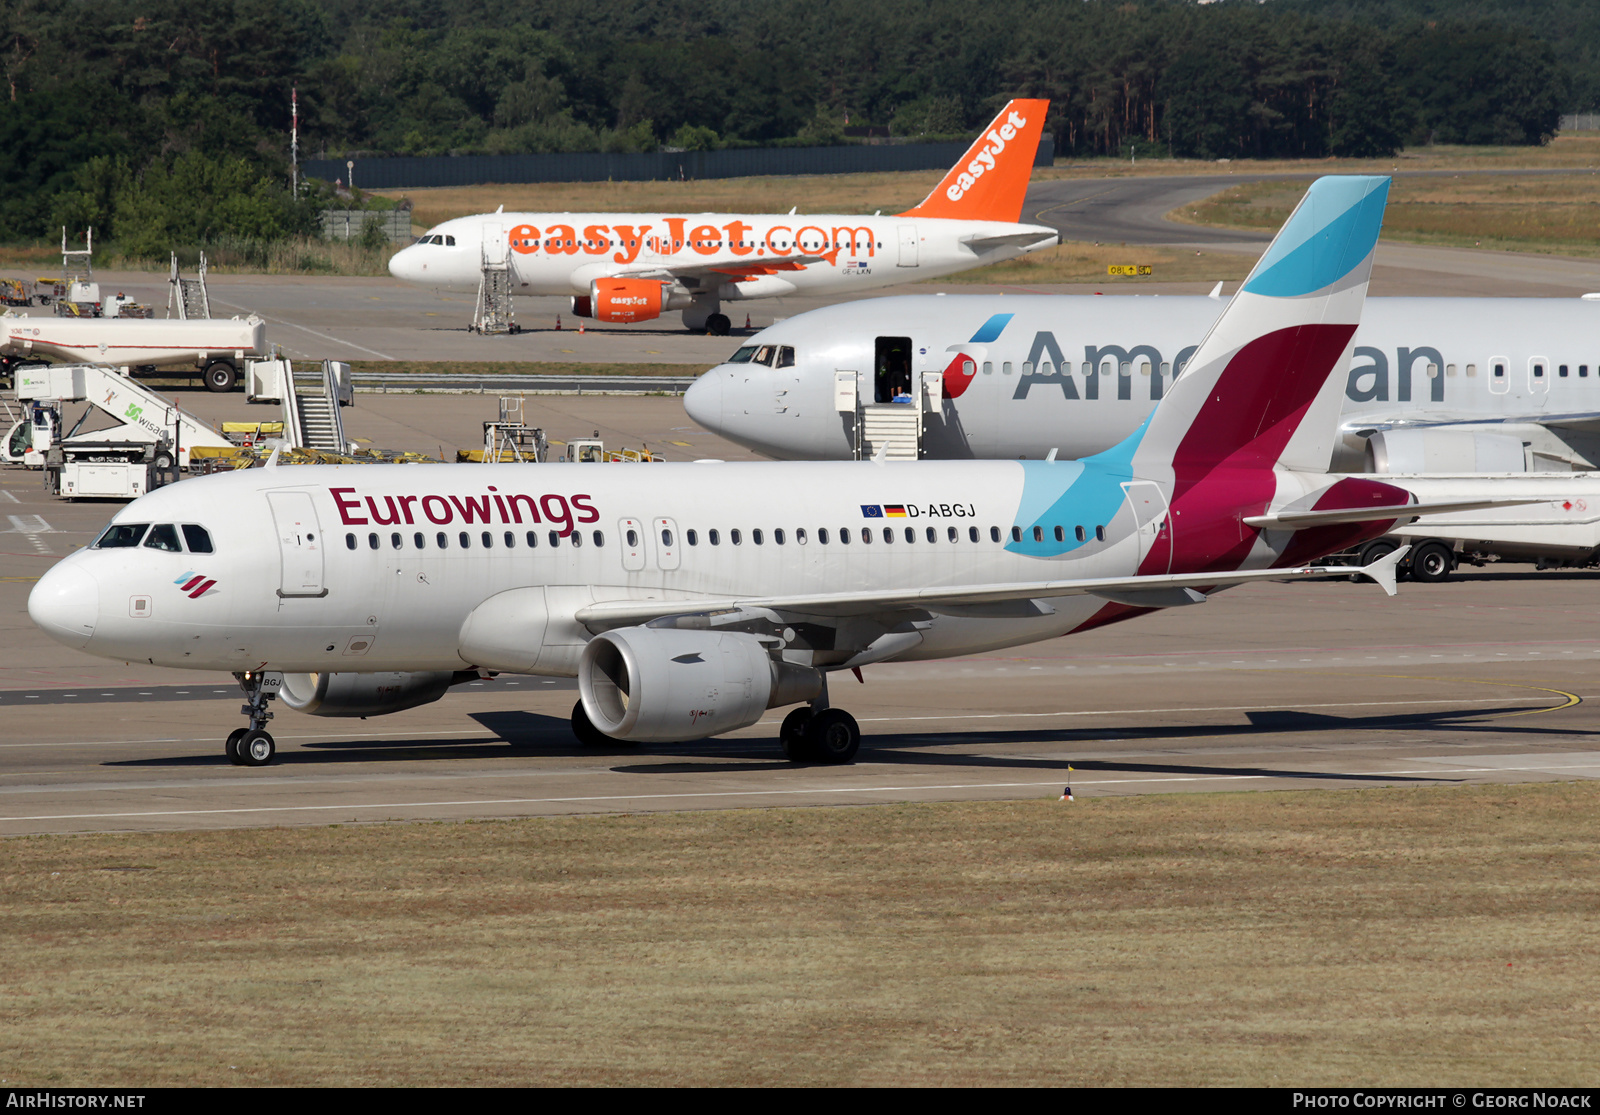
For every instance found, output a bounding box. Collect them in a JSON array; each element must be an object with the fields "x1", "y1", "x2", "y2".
[
  {"x1": 279, "y1": 670, "x2": 459, "y2": 717},
  {"x1": 578, "y1": 626, "x2": 822, "y2": 743},
  {"x1": 1367, "y1": 429, "x2": 1527, "y2": 474},
  {"x1": 590, "y1": 278, "x2": 667, "y2": 324}
]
